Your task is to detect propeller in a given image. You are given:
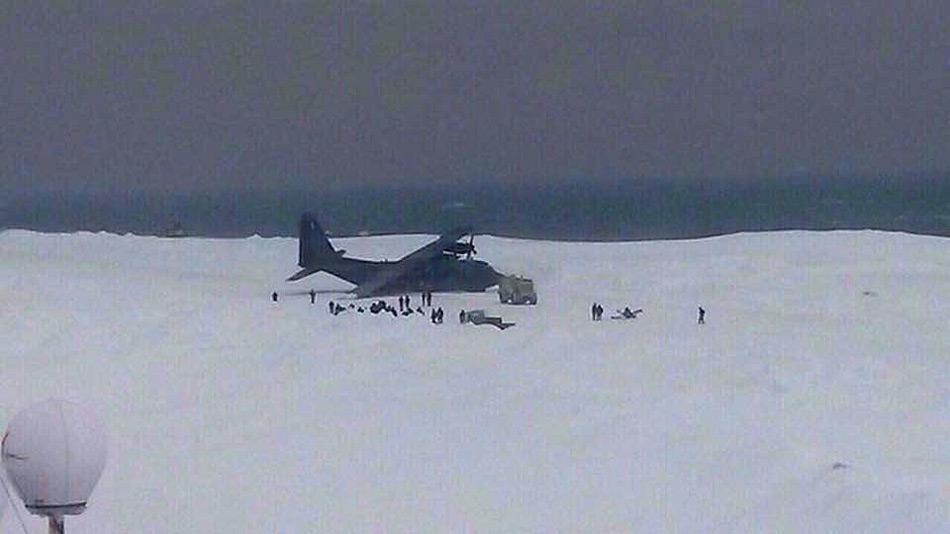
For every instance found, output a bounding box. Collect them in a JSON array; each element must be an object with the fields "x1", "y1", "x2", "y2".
[
  {"x1": 465, "y1": 233, "x2": 476, "y2": 260},
  {"x1": 443, "y1": 232, "x2": 477, "y2": 258}
]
